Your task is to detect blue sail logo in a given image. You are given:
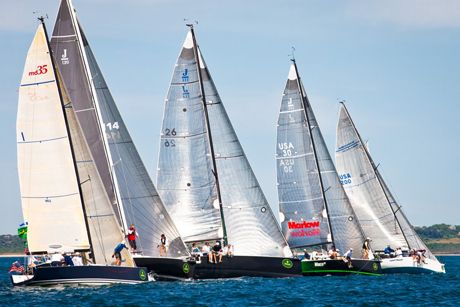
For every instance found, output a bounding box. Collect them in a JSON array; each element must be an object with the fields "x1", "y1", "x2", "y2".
[
  {"x1": 182, "y1": 86, "x2": 190, "y2": 98},
  {"x1": 182, "y1": 69, "x2": 189, "y2": 82}
]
